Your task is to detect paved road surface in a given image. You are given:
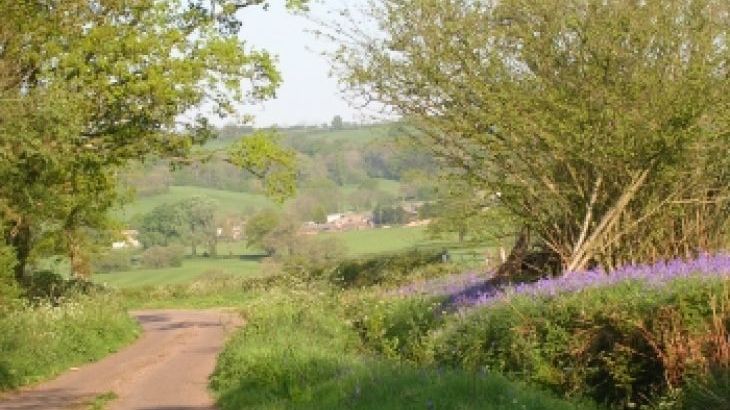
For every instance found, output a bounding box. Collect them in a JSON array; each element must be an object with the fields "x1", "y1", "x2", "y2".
[{"x1": 0, "y1": 309, "x2": 242, "y2": 410}]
